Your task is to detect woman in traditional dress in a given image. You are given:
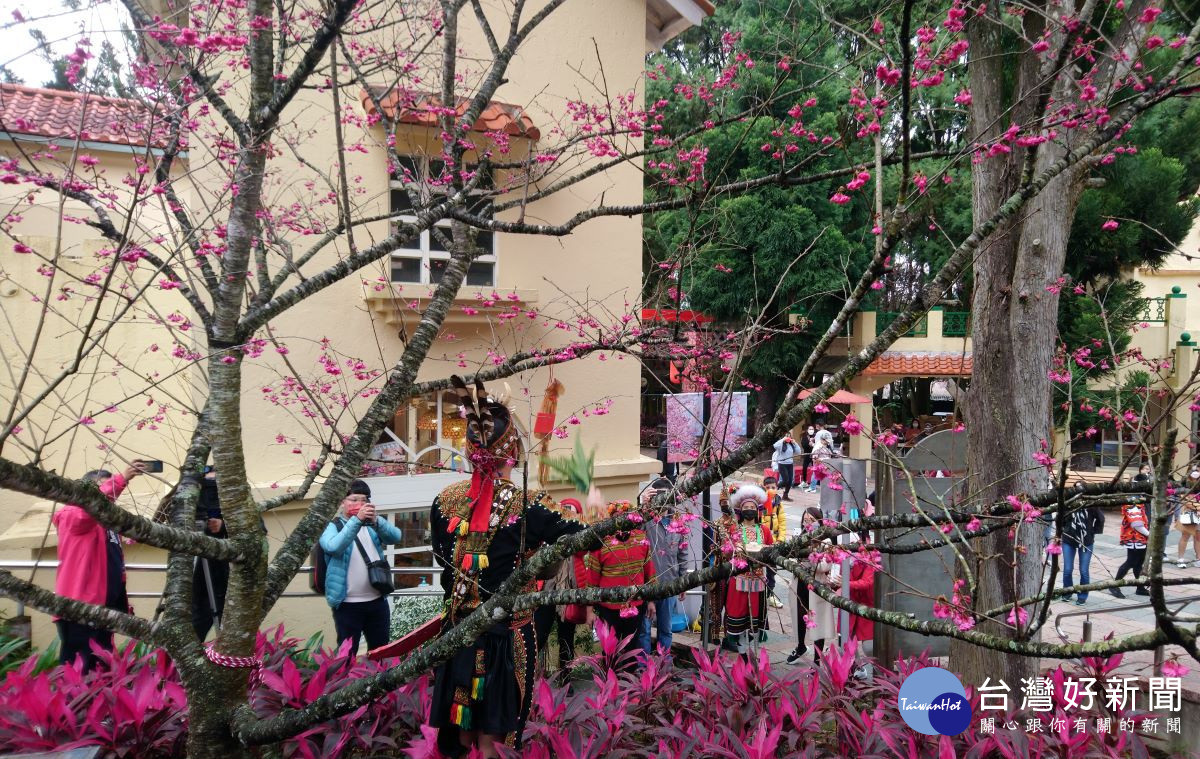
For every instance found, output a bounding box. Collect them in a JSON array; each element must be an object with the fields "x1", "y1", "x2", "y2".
[
  {"x1": 707, "y1": 483, "x2": 740, "y2": 644},
  {"x1": 721, "y1": 485, "x2": 774, "y2": 652},
  {"x1": 575, "y1": 499, "x2": 656, "y2": 669}
]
